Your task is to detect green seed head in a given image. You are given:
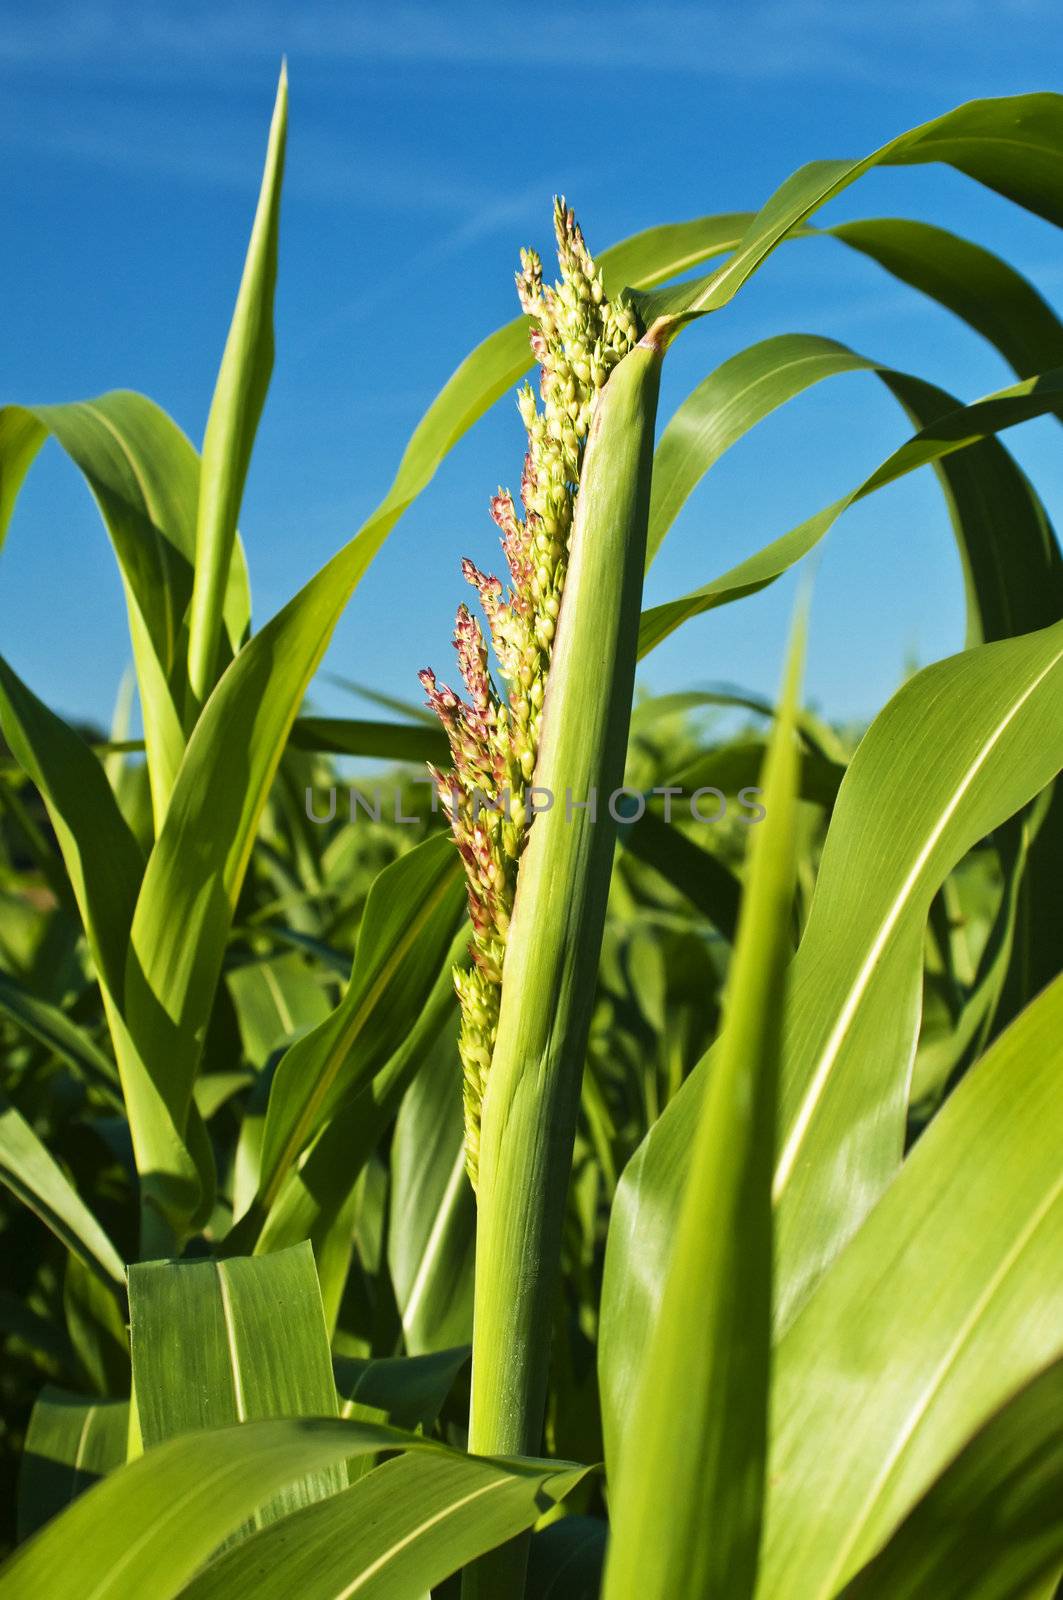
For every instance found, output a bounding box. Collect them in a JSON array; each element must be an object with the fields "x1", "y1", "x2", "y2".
[{"x1": 420, "y1": 196, "x2": 639, "y2": 1190}]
